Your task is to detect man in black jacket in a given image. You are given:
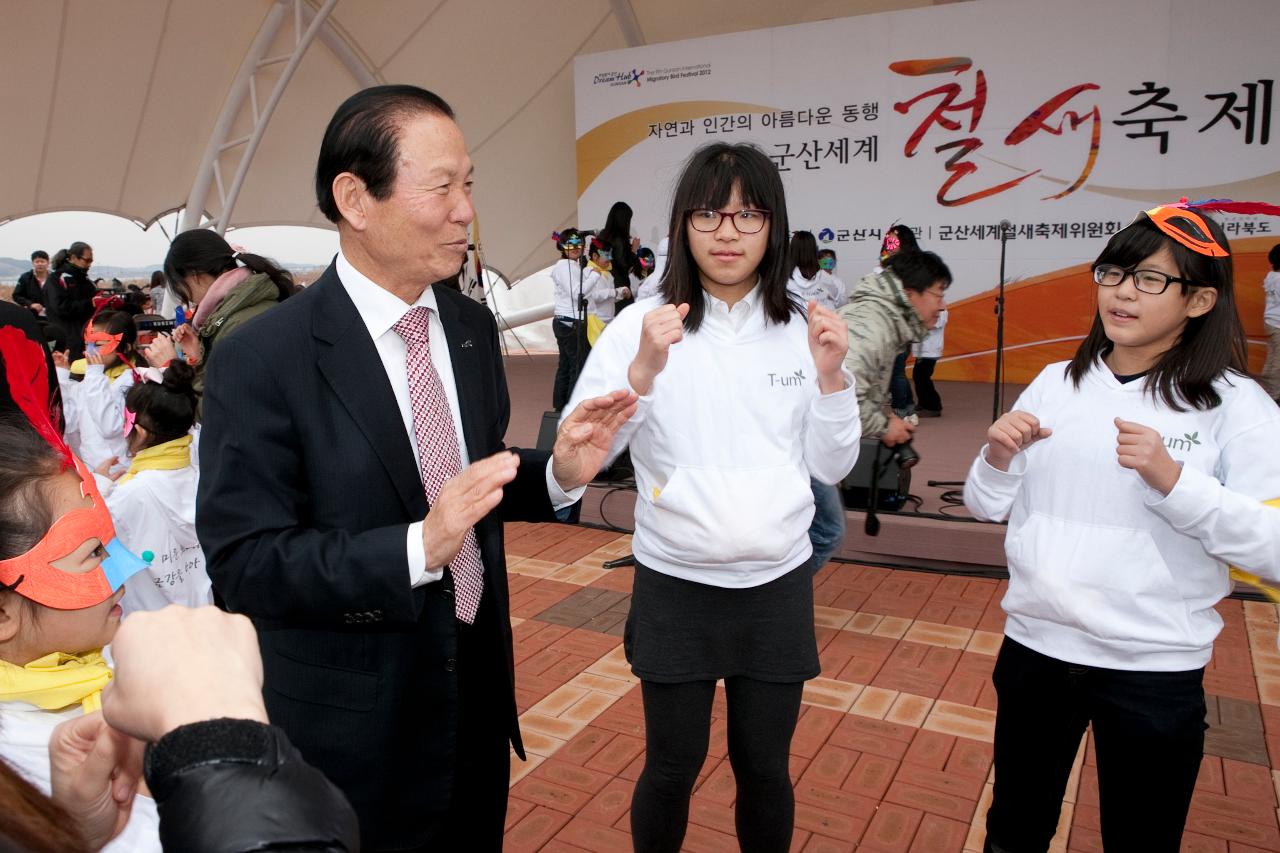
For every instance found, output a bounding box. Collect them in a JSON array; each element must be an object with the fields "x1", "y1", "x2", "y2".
[
  {"x1": 13, "y1": 250, "x2": 50, "y2": 316},
  {"x1": 45, "y1": 242, "x2": 97, "y2": 358},
  {"x1": 197, "y1": 85, "x2": 636, "y2": 851}
]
